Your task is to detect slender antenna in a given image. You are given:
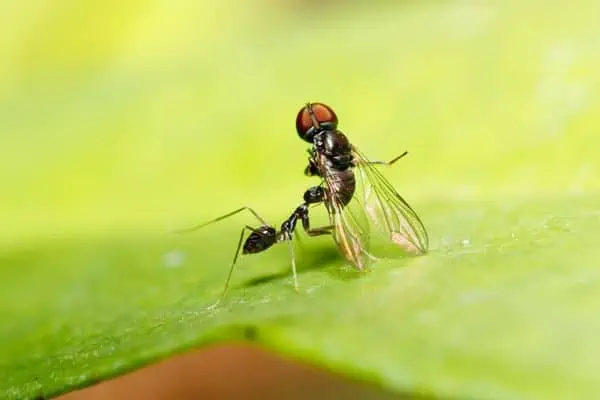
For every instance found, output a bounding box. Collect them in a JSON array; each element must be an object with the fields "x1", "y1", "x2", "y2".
[
  {"x1": 174, "y1": 206, "x2": 269, "y2": 234},
  {"x1": 306, "y1": 102, "x2": 321, "y2": 130}
]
